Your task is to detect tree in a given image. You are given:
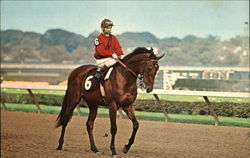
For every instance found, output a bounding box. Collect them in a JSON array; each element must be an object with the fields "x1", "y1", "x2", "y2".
[
  {"x1": 68, "y1": 46, "x2": 95, "y2": 64},
  {"x1": 11, "y1": 45, "x2": 35, "y2": 63},
  {"x1": 40, "y1": 45, "x2": 68, "y2": 63}
]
